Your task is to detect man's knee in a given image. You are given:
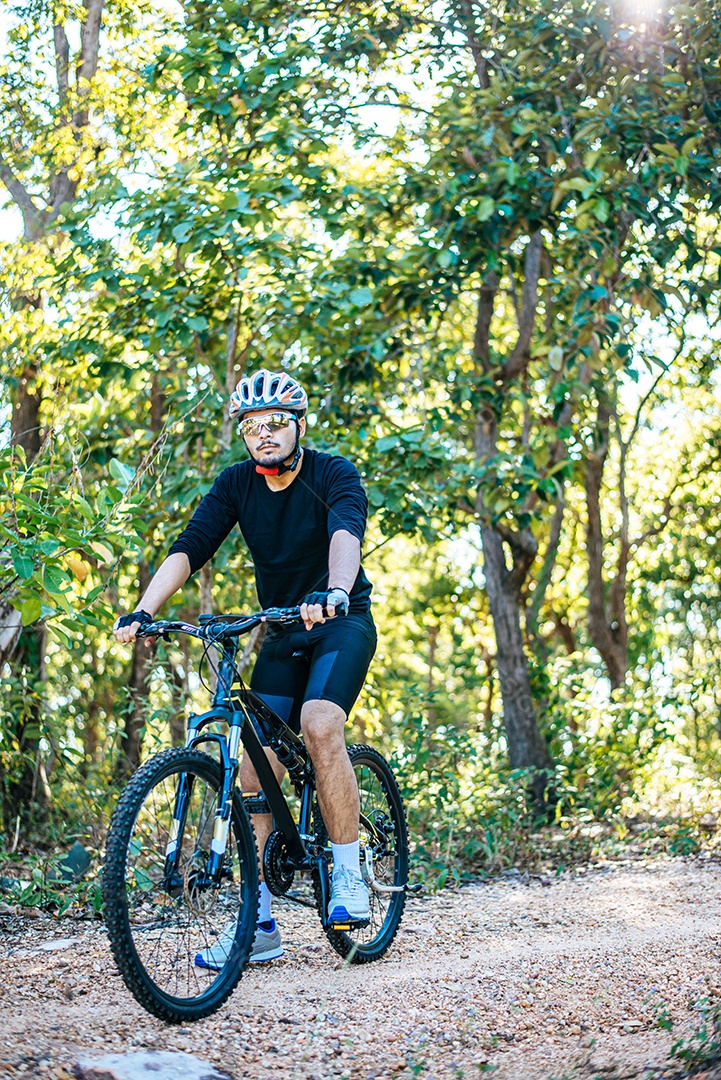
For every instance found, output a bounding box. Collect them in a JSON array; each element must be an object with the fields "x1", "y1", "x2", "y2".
[{"x1": 301, "y1": 699, "x2": 347, "y2": 749}]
